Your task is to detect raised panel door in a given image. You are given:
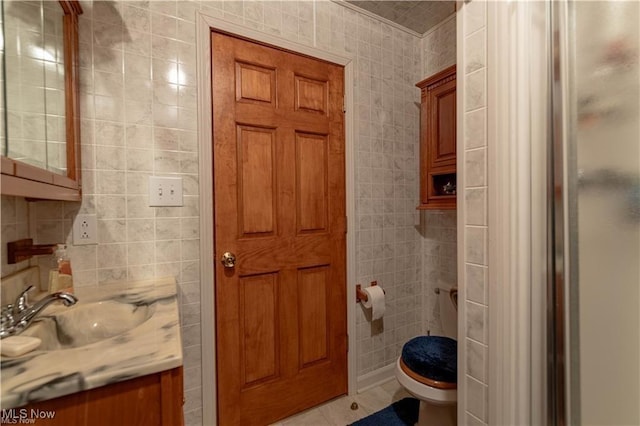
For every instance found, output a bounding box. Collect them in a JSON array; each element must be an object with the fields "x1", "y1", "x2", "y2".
[{"x1": 212, "y1": 32, "x2": 347, "y2": 426}]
